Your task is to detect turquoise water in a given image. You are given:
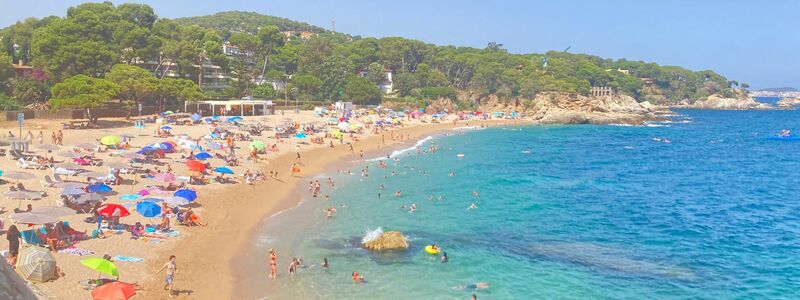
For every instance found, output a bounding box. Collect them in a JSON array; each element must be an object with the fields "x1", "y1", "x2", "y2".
[{"x1": 250, "y1": 109, "x2": 800, "y2": 299}]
